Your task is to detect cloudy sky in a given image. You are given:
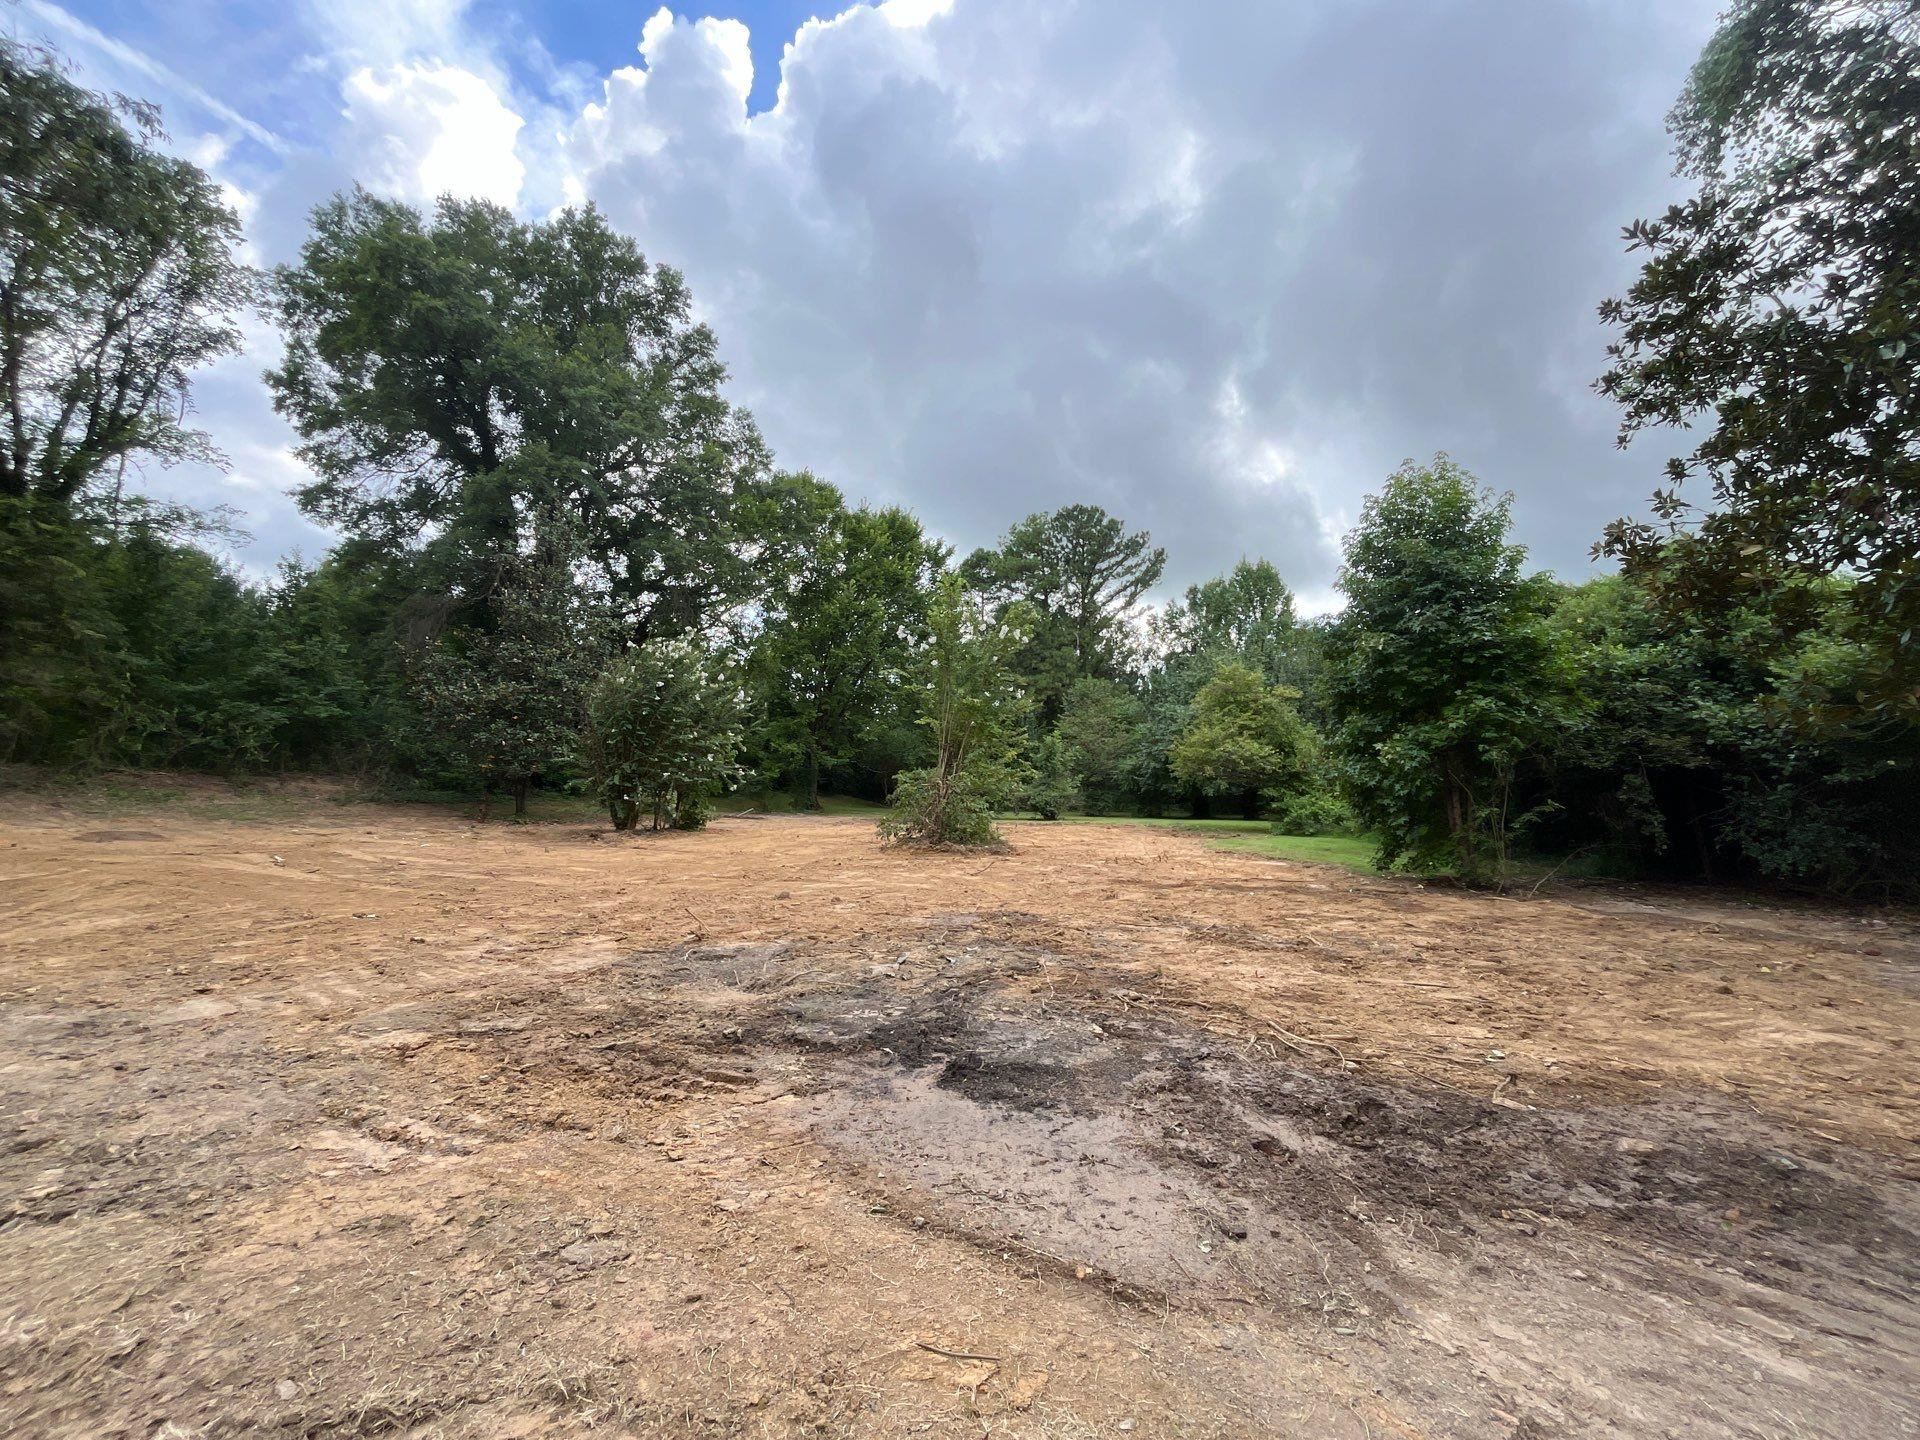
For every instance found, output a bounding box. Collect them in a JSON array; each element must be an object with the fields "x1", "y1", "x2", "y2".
[{"x1": 12, "y1": 0, "x2": 1719, "y2": 608}]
